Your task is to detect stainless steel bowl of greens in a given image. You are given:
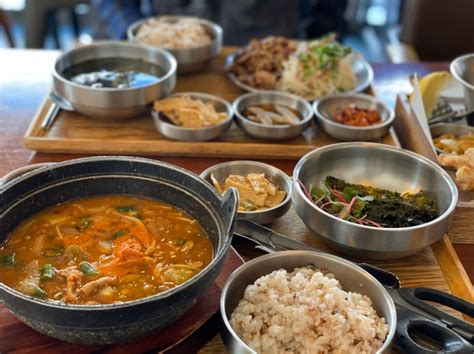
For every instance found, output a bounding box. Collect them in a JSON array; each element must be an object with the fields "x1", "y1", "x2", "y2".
[{"x1": 292, "y1": 143, "x2": 458, "y2": 260}]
